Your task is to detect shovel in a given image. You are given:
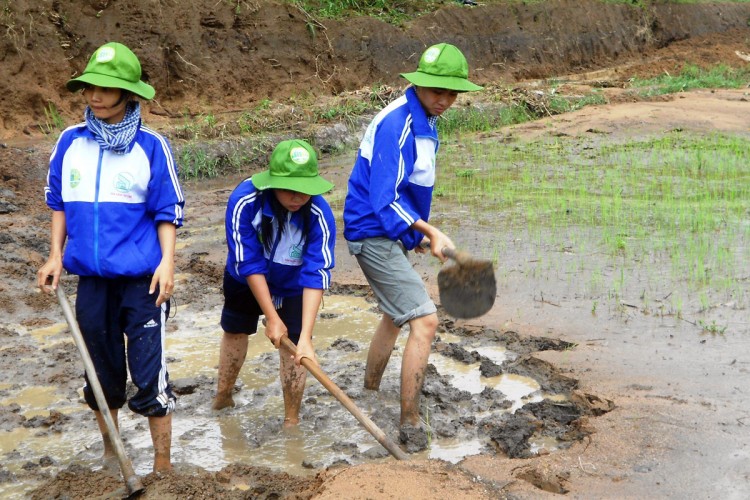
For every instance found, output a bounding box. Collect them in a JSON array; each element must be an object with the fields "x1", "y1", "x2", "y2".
[
  {"x1": 279, "y1": 336, "x2": 409, "y2": 461},
  {"x1": 437, "y1": 247, "x2": 496, "y2": 319},
  {"x1": 55, "y1": 285, "x2": 144, "y2": 496}
]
